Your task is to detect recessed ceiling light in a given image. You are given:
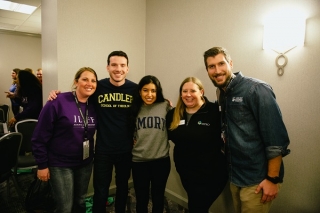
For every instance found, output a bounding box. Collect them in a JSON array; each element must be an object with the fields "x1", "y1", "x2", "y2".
[{"x1": 0, "y1": 0, "x2": 37, "y2": 14}]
